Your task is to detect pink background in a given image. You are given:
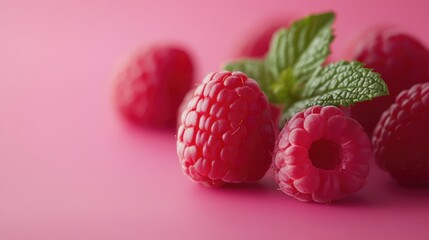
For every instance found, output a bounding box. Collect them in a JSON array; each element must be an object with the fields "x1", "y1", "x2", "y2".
[{"x1": 1, "y1": 0, "x2": 429, "y2": 239}]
